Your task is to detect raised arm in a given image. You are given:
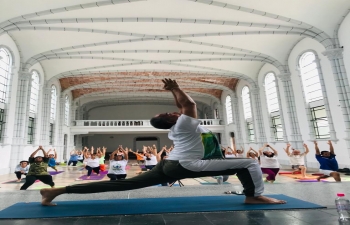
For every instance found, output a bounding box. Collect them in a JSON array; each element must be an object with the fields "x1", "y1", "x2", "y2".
[
  {"x1": 314, "y1": 141, "x2": 320, "y2": 155},
  {"x1": 152, "y1": 144, "x2": 158, "y2": 155},
  {"x1": 54, "y1": 149, "x2": 57, "y2": 159},
  {"x1": 70, "y1": 149, "x2": 75, "y2": 155},
  {"x1": 284, "y1": 143, "x2": 291, "y2": 156},
  {"x1": 303, "y1": 143, "x2": 309, "y2": 155},
  {"x1": 38, "y1": 146, "x2": 48, "y2": 157},
  {"x1": 258, "y1": 143, "x2": 267, "y2": 155},
  {"x1": 156, "y1": 147, "x2": 166, "y2": 162},
  {"x1": 162, "y1": 78, "x2": 197, "y2": 118},
  {"x1": 240, "y1": 146, "x2": 245, "y2": 154},
  {"x1": 122, "y1": 147, "x2": 129, "y2": 161},
  {"x1": 328, "y1": 140, "x2": 334, "y2": 155},
  {"x1": 30, "y1": 147, "x2": 41, "y2": 158},
  {"x1": 91, "y1": 146, "x2": 94, "y2": 155},
  {"x1": 102, "y1": 146, "x2": 106, "y2": 157},
  {"x1": 228, "y1": 146, "x2": 237, "y2": 155},
  {"x1": 110, "y1": 149, "x2": 119, "y2": 160},
  {"x1": 268, "y1": 144, "x2": 278, "y2": 156},
  {"x1": 250, "y1": 148, "x2": 259, "y2": 156}
]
